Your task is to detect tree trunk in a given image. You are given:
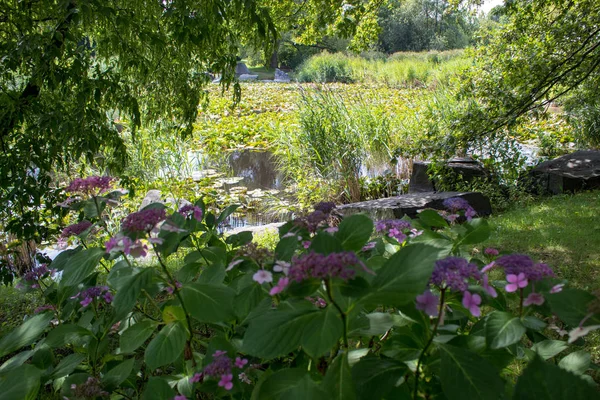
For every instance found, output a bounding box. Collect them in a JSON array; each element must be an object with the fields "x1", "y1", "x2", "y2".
[{"x1": 268, "y1": 39, "x2": 280, "y2": 69}]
